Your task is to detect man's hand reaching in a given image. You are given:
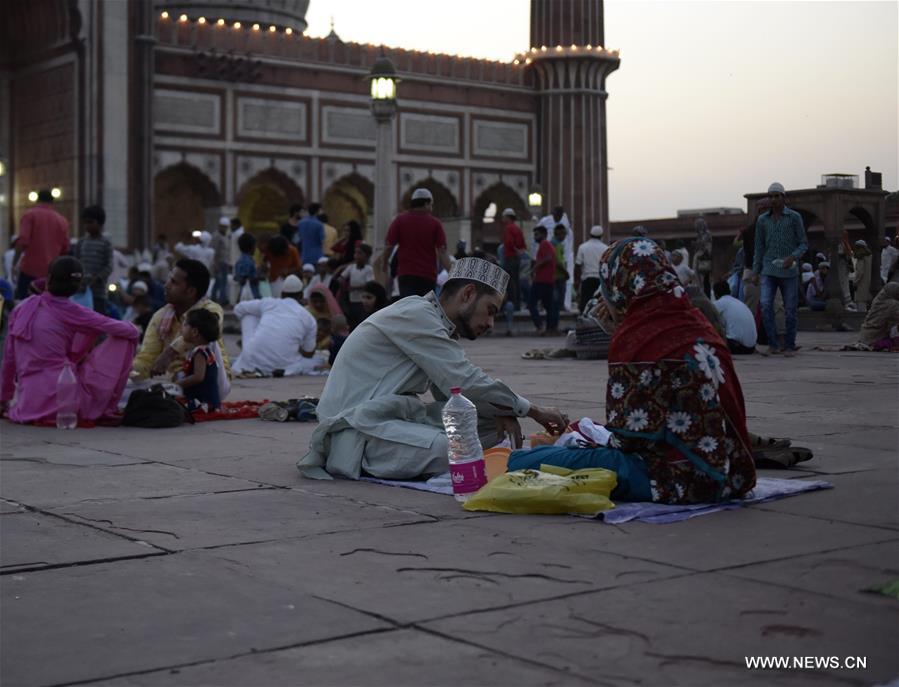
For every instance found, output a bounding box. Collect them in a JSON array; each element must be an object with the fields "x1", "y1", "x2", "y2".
[{"x1": 528, "y1": 405, "x2": 569, "y2": 436}]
